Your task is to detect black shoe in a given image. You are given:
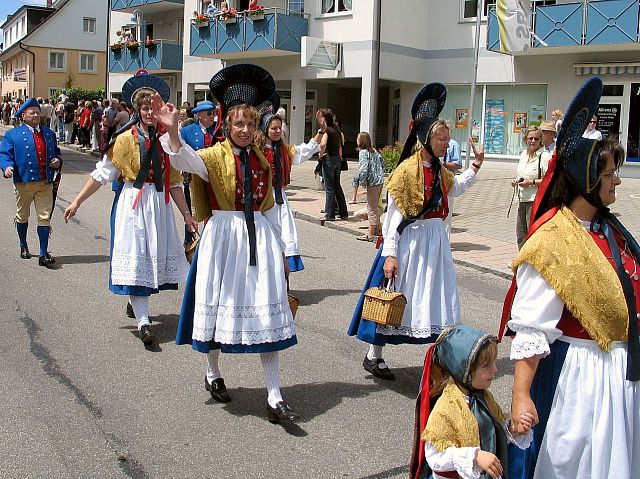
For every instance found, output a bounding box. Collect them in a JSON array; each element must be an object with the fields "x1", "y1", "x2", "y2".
[
  {"x1": 363, "y1": 356, "x2": 395, "y2": 380},
  {"x1": 139, "y1": 324, "x2": 155, "y2": 344},
  {"x1": 126, "y1": 302, "x2": 136, "y2": 318},
  {"x1": 20, "y1": 246, "x2": 31, "y2": 259},
  {"x1": 267, "y1": 401, "x2": 299, "y2": 423},
  {"x1": 322, "y1": 216, "x2": 336, "y2": 222},
  {"x1": 38, "y1": 253, "x2": 55, "y2": 268},
  {"x1": 204, "y1": 377, "x2": 231, "y2": 402}
]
